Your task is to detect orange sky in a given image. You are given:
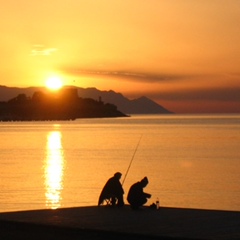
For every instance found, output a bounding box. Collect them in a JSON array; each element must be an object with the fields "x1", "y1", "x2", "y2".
[{"x1": 0, "y1": 0, "x2": 240, "y2": 113}]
